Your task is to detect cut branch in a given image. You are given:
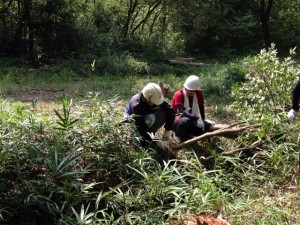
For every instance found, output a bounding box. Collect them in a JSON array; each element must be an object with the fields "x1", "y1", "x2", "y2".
[{"x1": 172, "y1": 124, "x2": 259, "y2": 151}]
